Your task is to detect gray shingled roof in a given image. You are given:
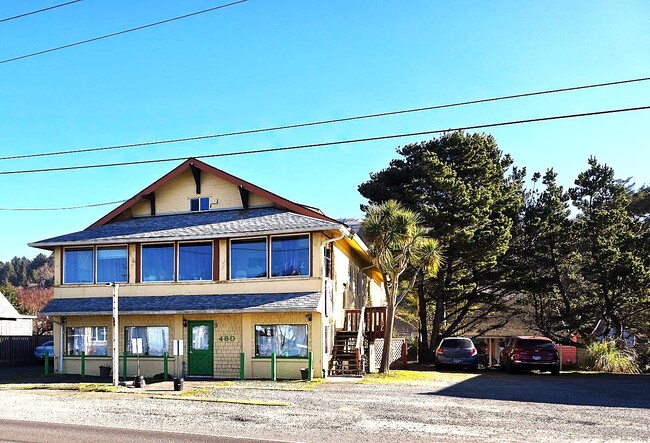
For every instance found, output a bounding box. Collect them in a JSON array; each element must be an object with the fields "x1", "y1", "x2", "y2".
[
  {"x1": 40, "y1": 292, "x2": 322, "y2": 316},
  {"x1": 30, "y1": 207, "x2": 342, "y2": 247}
]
